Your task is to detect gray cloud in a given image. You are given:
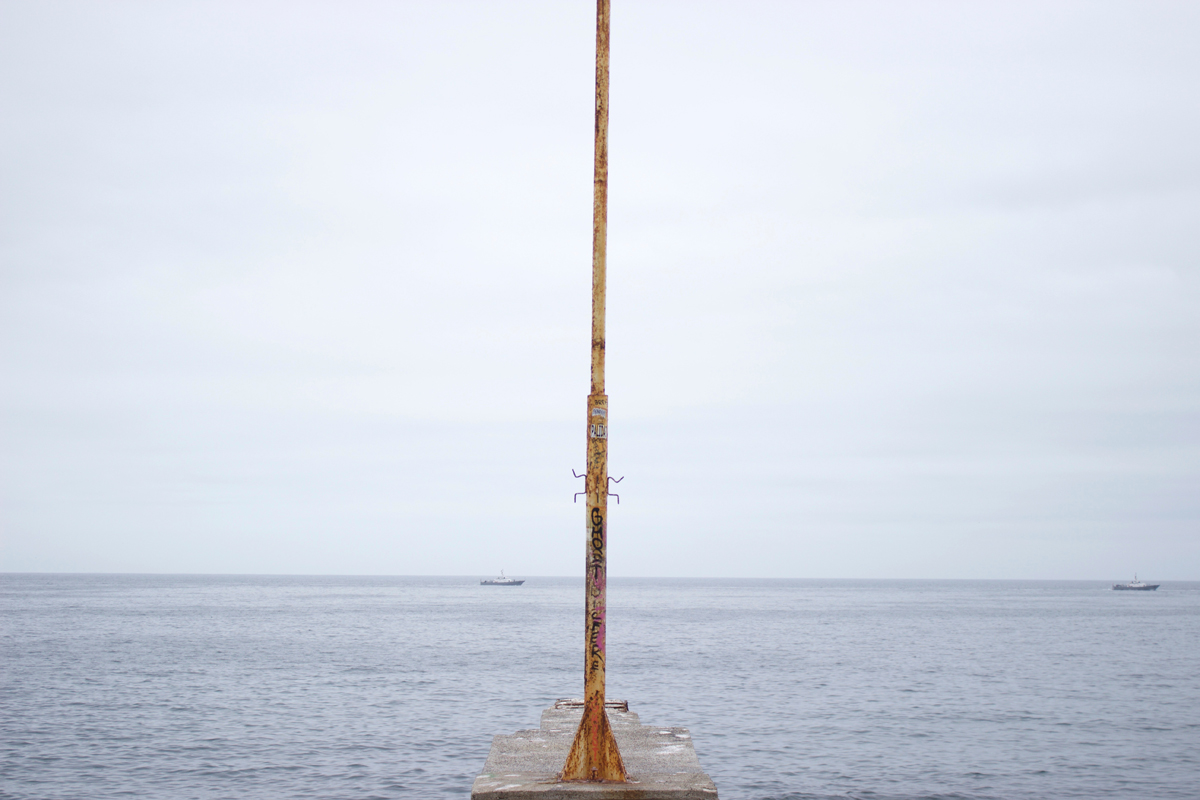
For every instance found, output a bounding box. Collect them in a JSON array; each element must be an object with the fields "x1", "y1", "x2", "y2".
[{"x1": 2, "y1": 1, "x2": 1197, "y2": 578}]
